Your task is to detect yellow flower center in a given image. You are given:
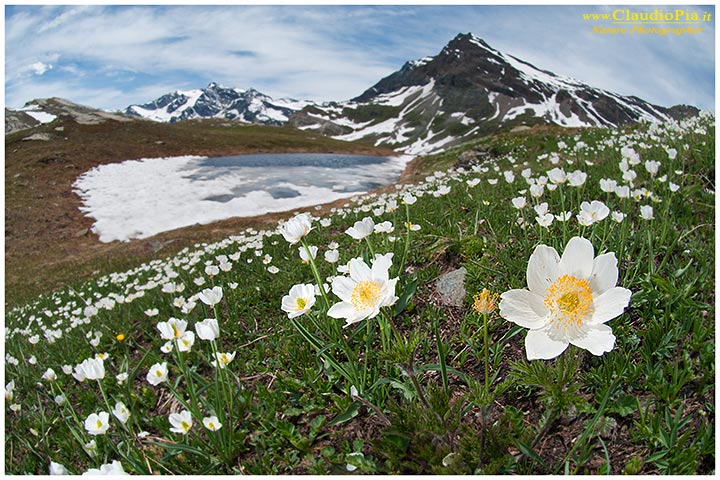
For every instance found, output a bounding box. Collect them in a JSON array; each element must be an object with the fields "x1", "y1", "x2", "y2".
[
  {"x1": 544, "y1": 274, "x2": 594, "y2": 332},
  {"x1": 296, "y1": 297, "x2": 307, "y2": 310},
  {"x1": 155, "y1": 370, "x2": 163, "y2": 377},
  {"x1": 351, "y1": 281, "x2": 381, "y2": 310},
  {"x1": 96, "y1": 420, "x2": 103, "y2": 429},
  {"x1": 181, "y1": 421, "x2": 190, "y2": 431}
]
